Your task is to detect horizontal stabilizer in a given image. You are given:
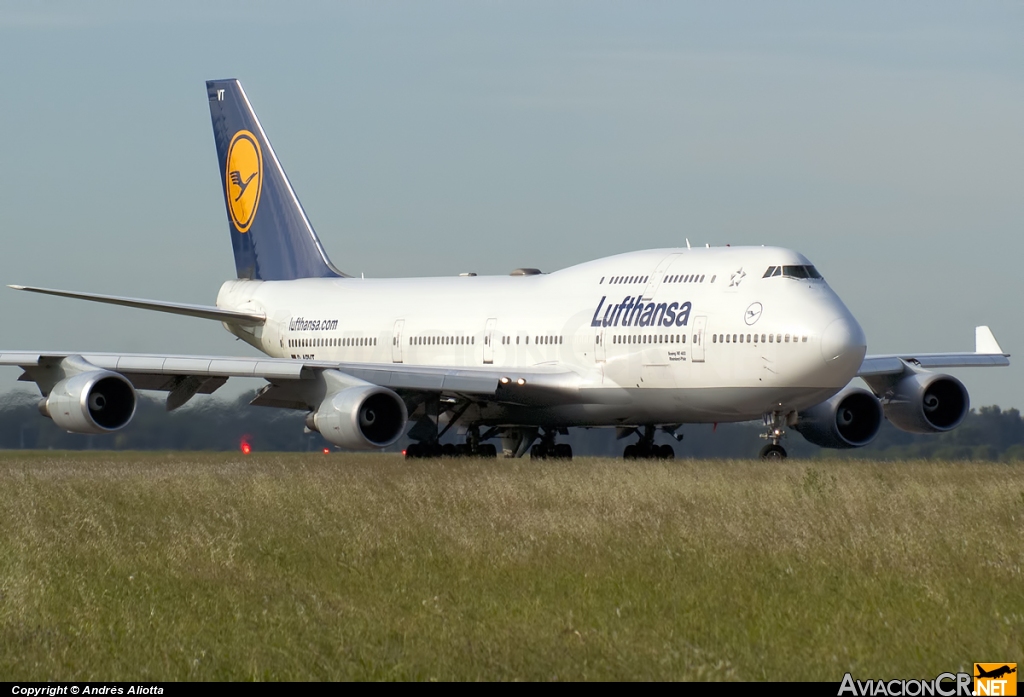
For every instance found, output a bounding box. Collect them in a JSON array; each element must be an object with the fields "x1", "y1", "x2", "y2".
[{"x1": 8, "y1": 285, "x2": 265, "y2": 327}]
